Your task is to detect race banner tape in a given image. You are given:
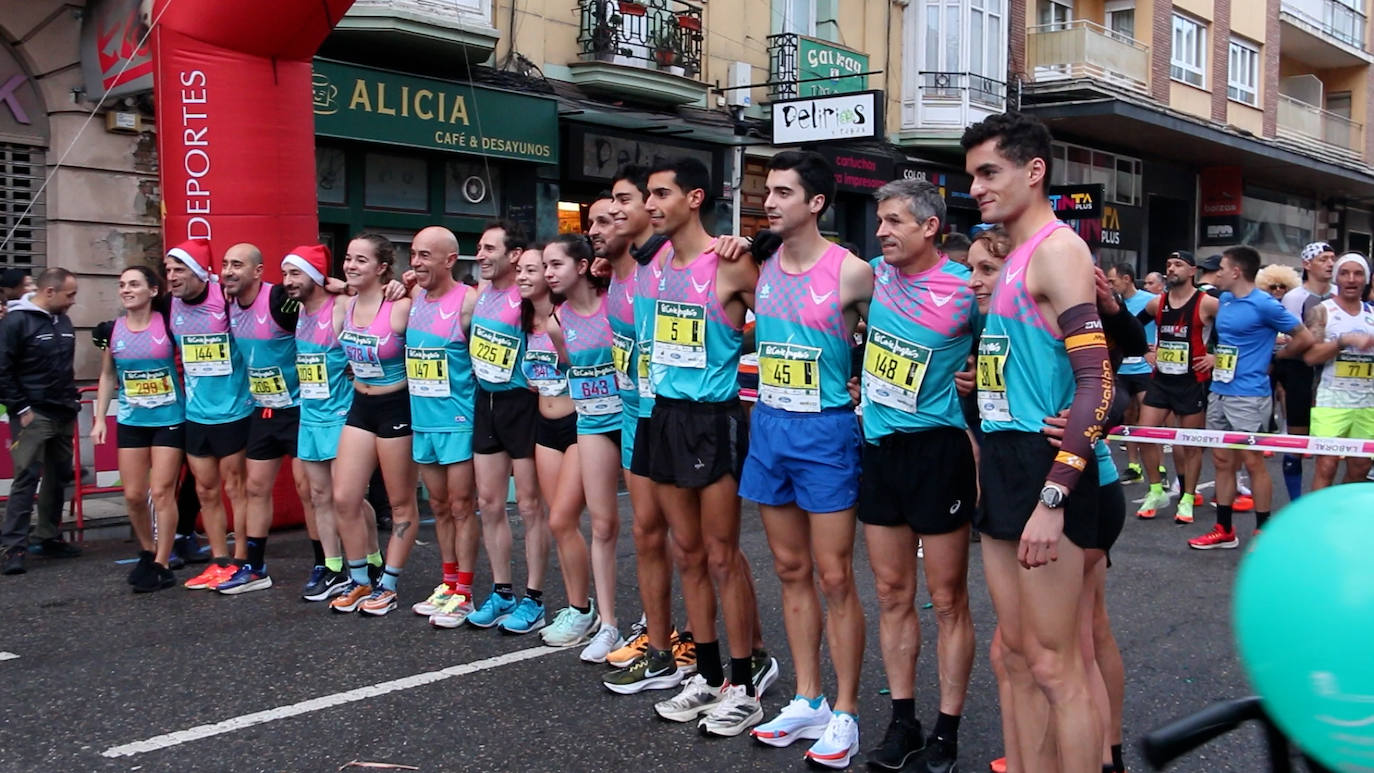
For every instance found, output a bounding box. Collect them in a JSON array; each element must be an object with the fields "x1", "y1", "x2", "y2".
[{"x1": 1107, "y1": 425, "x2": 1374, "y2": 458}]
